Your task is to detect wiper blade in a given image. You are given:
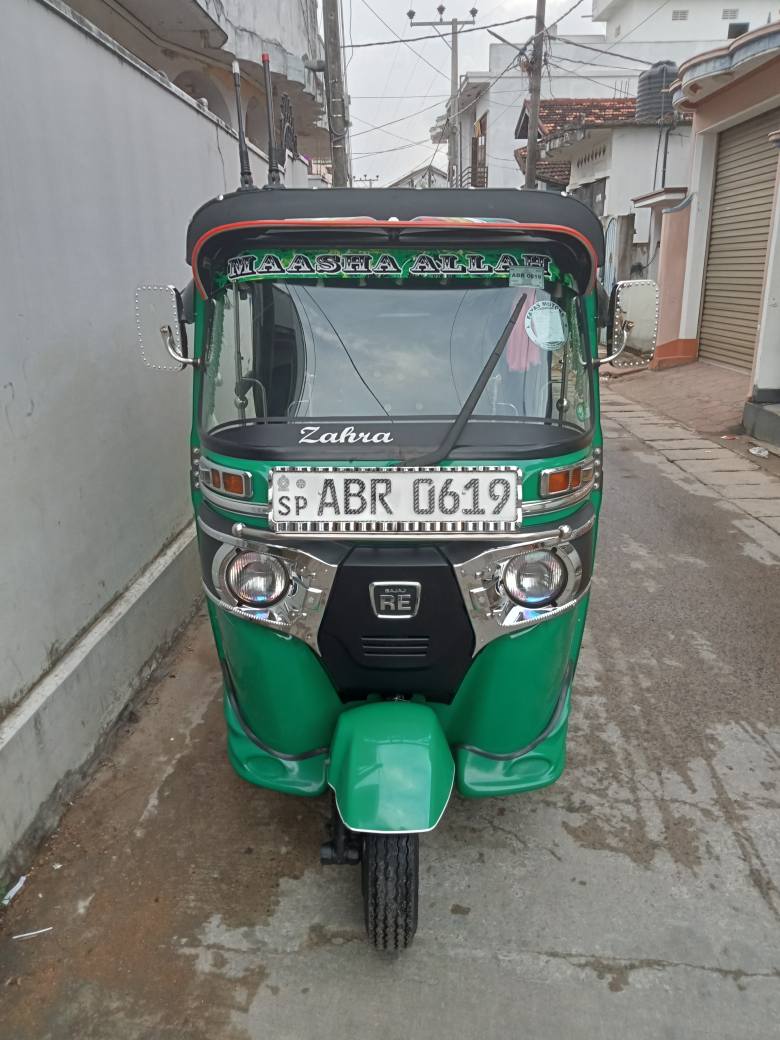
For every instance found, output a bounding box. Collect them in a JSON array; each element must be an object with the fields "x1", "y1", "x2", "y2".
[{"x1": 401, "y1": 293, "x2": 526, "y2": 467}]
